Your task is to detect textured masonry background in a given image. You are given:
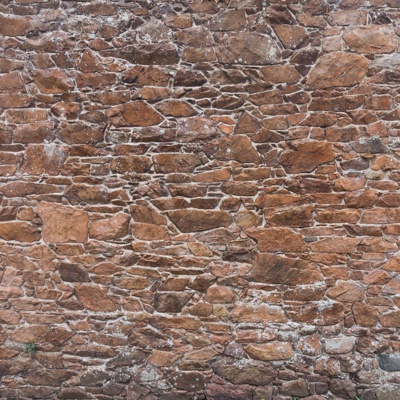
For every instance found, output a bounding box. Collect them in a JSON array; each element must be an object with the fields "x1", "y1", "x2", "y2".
[{"x1": 2, "y1": 0, "x2": 400, "y2": 399}]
